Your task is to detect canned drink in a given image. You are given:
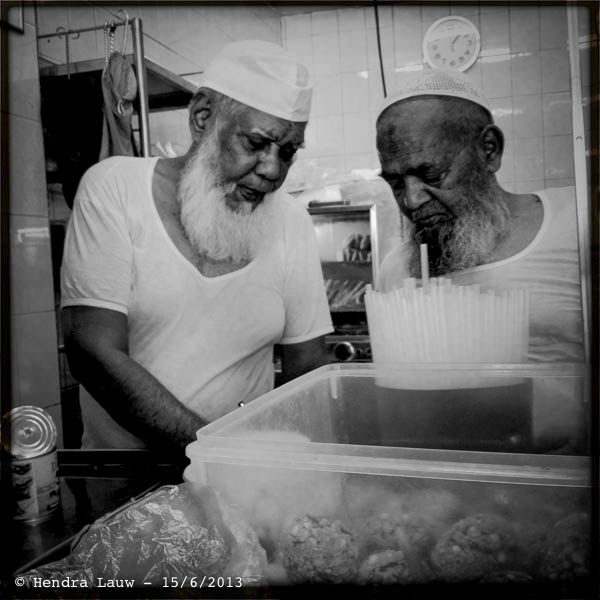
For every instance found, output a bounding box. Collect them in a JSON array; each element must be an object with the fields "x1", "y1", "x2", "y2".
[{"x1": 2, "y1": 406, "x2": 61, "y2": 524}]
